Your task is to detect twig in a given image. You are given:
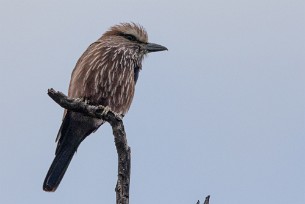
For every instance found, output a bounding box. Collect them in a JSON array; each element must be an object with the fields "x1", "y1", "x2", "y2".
[
  {"x1": 47, "y1": 88, "x2": 130, "y2": 204},
  {"x1": 204, "y1": 195, "x2": 210, "y2": 204},
  {"x1": 197, "y1": 195, "x2": 210, "y2": 204}
]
